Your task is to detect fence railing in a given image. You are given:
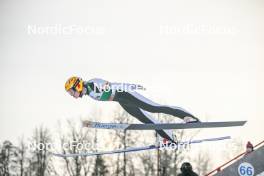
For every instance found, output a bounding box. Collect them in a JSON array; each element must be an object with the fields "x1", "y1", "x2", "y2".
[{"x1": 205, "y1": 140, "x2": 264, "y2": 176}]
